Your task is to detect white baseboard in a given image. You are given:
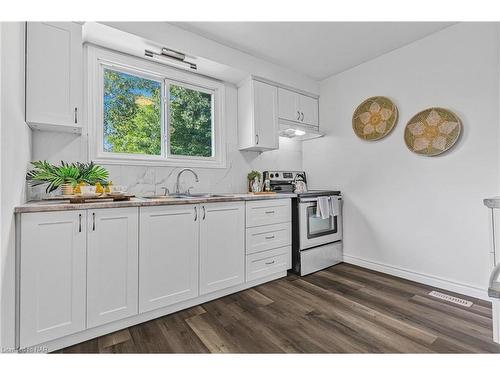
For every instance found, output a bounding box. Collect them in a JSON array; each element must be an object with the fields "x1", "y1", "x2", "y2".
[{"x1": 343, "y1": 254, "x2": 489, "y2": 301}]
